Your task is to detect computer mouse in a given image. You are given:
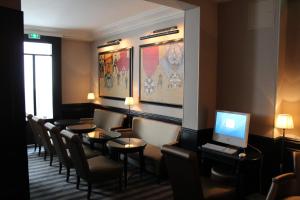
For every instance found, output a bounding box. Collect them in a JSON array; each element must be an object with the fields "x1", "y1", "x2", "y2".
[{"x1": 238, "y1": 152, "x2": 246, "y2": 158}]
